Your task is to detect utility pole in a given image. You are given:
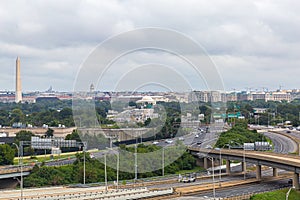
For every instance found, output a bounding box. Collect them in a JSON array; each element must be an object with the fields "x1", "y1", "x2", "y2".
[
  {"x1": 20, "y1": 141, "x2": 23, "y2": 200},
  {"x1": 134, "y1": 136, "x2": 138, "y2": 182},
  {"x1": 104, "y1": 153, "x2": 107, "y2": 192},
  {"x1": 83, "y1": 146, "x2": 86, "y2": 185},
  {"x1": 162, "y1": 147, "x2": 165, "y2": 176}
]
